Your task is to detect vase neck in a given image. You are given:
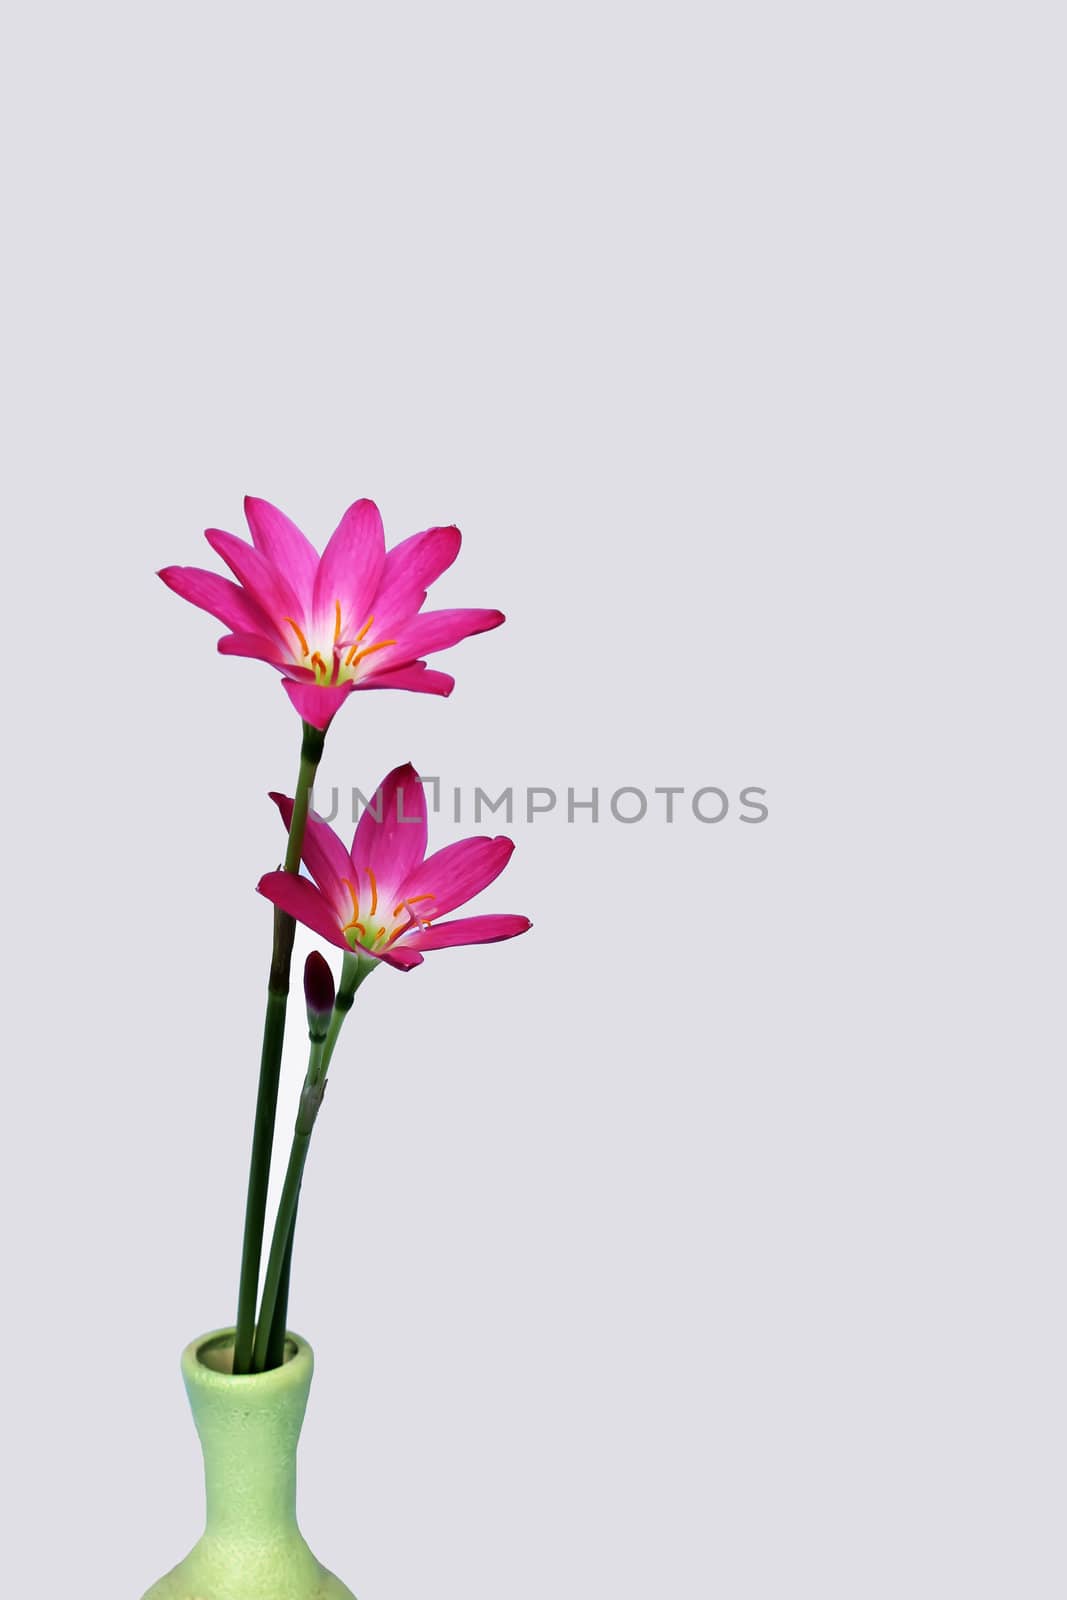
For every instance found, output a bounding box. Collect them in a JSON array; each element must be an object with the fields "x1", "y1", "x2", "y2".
[
  {"x1": 200, "y1": 1422, "x2": 301, "y2": 1538},
  {"x1": 182, "y1": 1332, "x2": 313, "y2": 1543}
]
